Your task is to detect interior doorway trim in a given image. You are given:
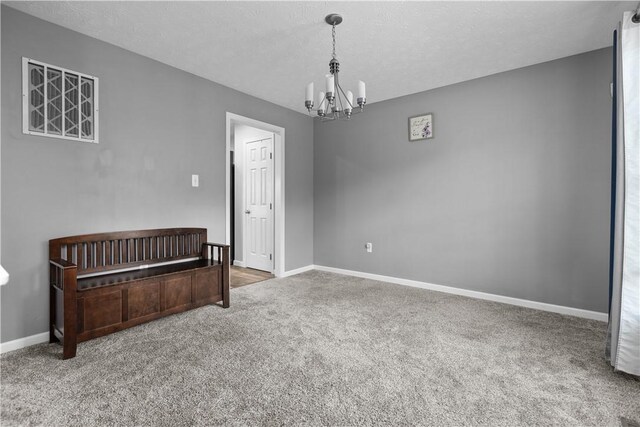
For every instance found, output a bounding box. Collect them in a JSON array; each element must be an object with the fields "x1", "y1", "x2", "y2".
[{"x1": 225, "y1": 112, "x2": 285, "y2": 277}]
